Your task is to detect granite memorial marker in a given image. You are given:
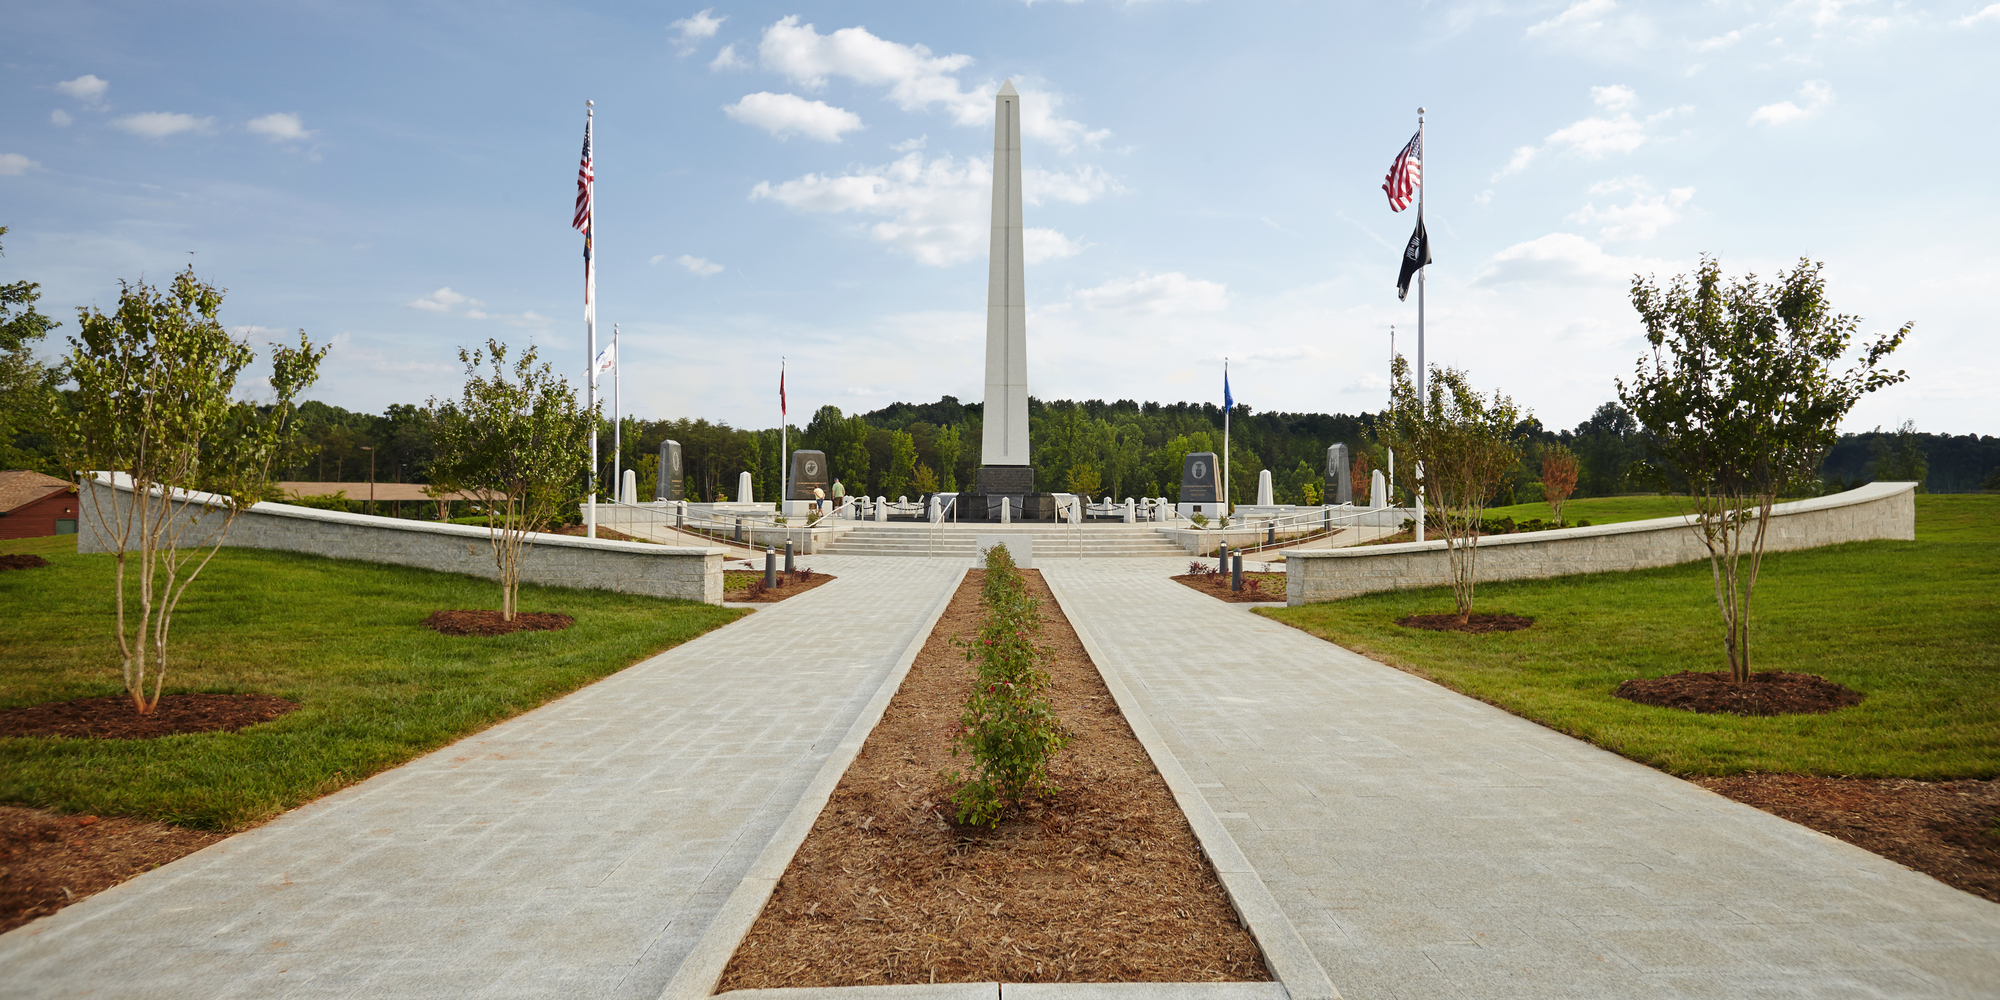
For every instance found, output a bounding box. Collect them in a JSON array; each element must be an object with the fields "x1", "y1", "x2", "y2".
[
  {"x1": 655, "y1": 440, "x2": 684, "y2": 502},
  {"x1": 788, "y1": 450, "x2": 829, "y2": 500},
  {"x1": 1325, "y1": 443, "x2": 1353, "y2": 506}
]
